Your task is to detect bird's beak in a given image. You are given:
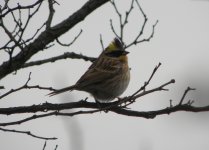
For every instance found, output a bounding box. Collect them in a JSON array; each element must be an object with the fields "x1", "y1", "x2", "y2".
[{"x1": 123, "y1": 50, "x2": 129, "y2": 55}]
